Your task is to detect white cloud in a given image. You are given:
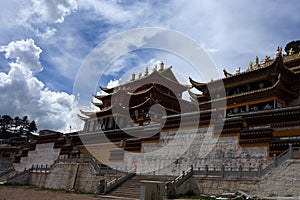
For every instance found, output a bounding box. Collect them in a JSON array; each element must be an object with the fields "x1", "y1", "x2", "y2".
[
  {"x1": 18, "y1": 0, "x2": 78, "y2": 38},
  {"x1": 78, "y1": 0, "x2": 146, "y2": 24},
  {"x1": 1, "y1": 0, "x2": 299, "y2": 132},
  {"x1": 0, "y1": 39, "x2": 43, "y2": 73},
  {"x1": 107, "y1": 79, "x2": 120, "y2": 88},
  {"x1": 0, "y1": 39, "x2": 80, "y2": 132}
]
